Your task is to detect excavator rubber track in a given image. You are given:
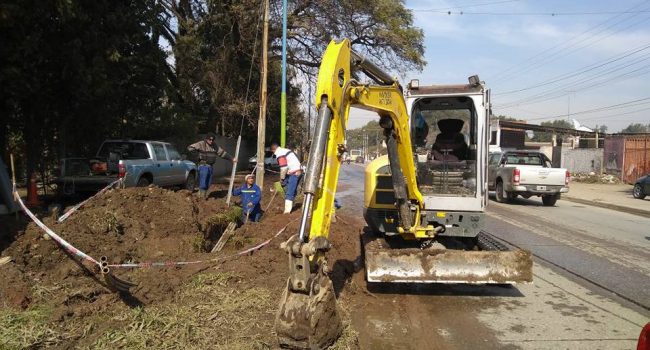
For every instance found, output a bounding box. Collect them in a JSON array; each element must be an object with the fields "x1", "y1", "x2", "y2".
[{"x1": 363, "y1": 231, "x2": 533, "y2": 284}]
